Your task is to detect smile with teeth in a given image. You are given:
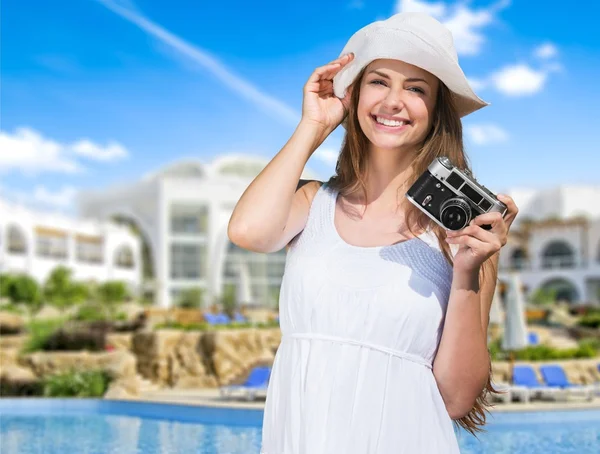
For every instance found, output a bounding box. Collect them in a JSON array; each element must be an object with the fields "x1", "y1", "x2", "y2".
[{"x1": 372, "y1": 115, "x2": 410, "y2": 128}]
